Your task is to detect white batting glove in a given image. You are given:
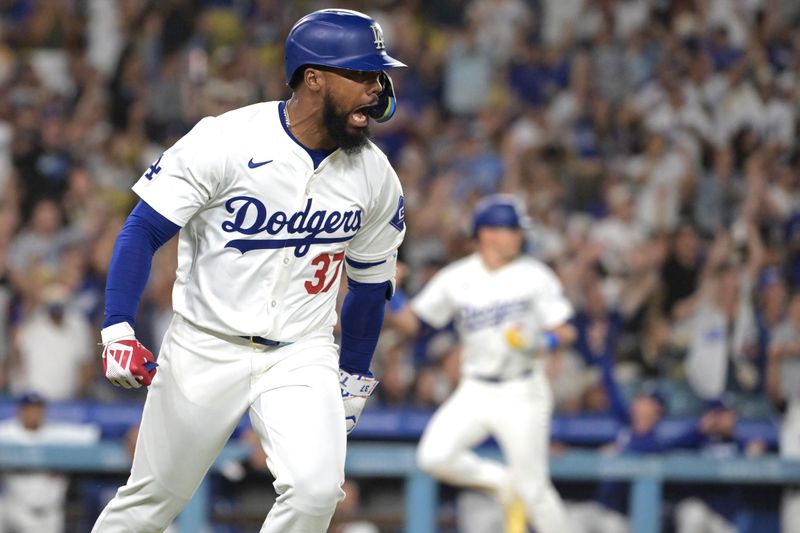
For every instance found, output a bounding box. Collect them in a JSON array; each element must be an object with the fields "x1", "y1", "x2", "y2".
[
  {"x1": 339, "y1": 369, "x2": 379, "y2": 434},
  {"x1": 101, "y1": 322, "x2": 158, "y2": 389}
]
